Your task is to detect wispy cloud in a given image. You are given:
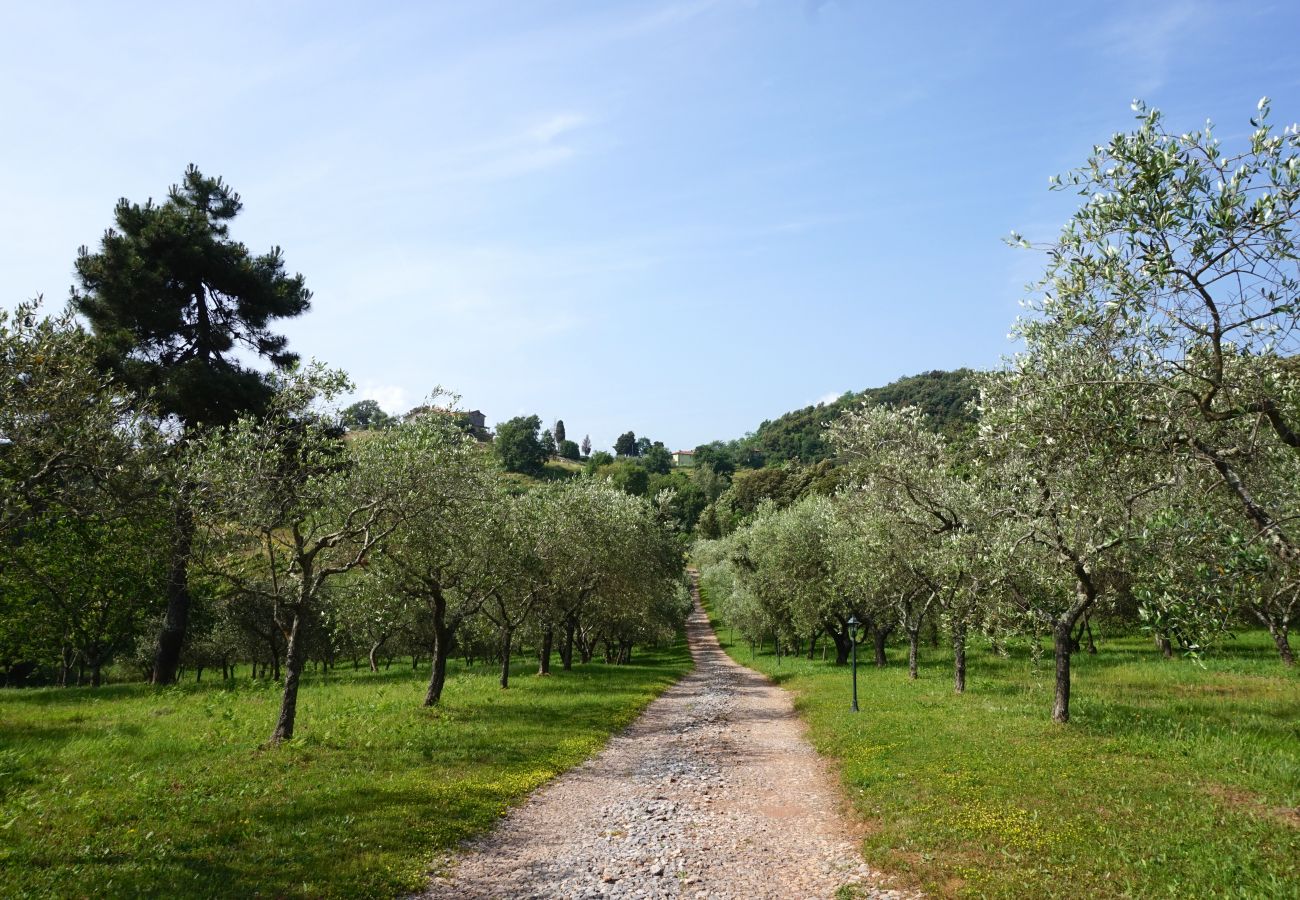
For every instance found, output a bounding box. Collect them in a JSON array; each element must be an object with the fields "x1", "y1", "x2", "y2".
[{"x1": 1093, "y1": 1, "x2": 1210, "y2": 96}]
